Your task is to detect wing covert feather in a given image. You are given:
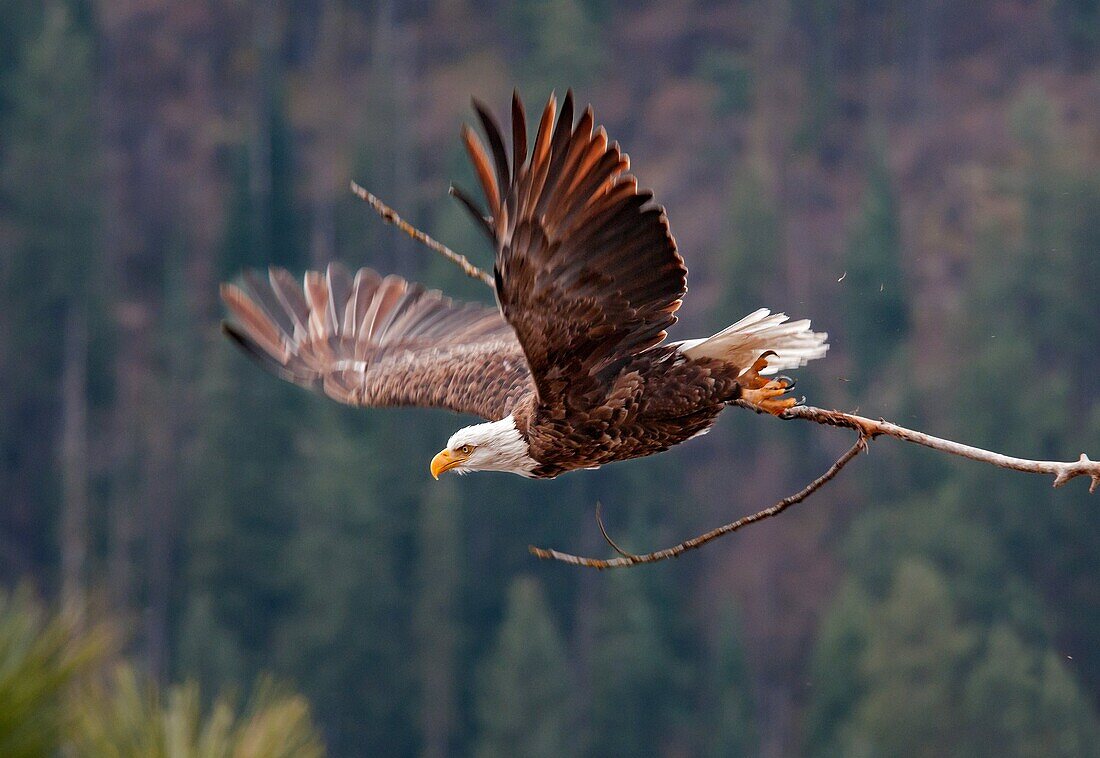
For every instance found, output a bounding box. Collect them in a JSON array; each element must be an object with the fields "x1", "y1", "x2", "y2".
[{"x1": 222, "y1": 265, "x2": 532, "y2": 420}]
